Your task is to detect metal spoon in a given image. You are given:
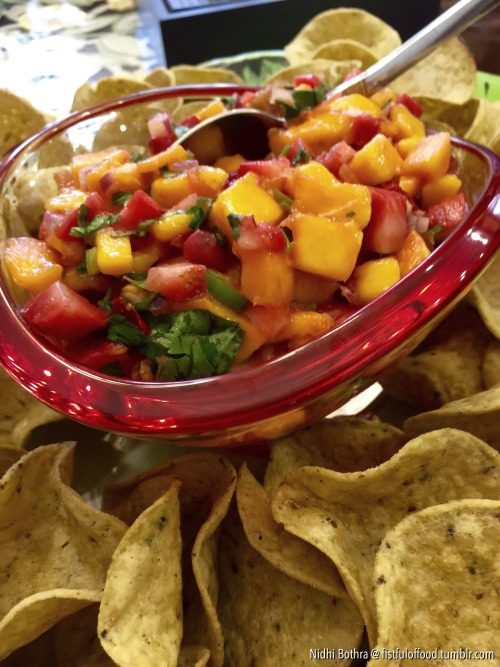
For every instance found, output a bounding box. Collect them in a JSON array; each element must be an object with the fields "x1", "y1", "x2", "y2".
[{"x1": 177, "y1": 0, "x2": 499, "y2": 160}]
